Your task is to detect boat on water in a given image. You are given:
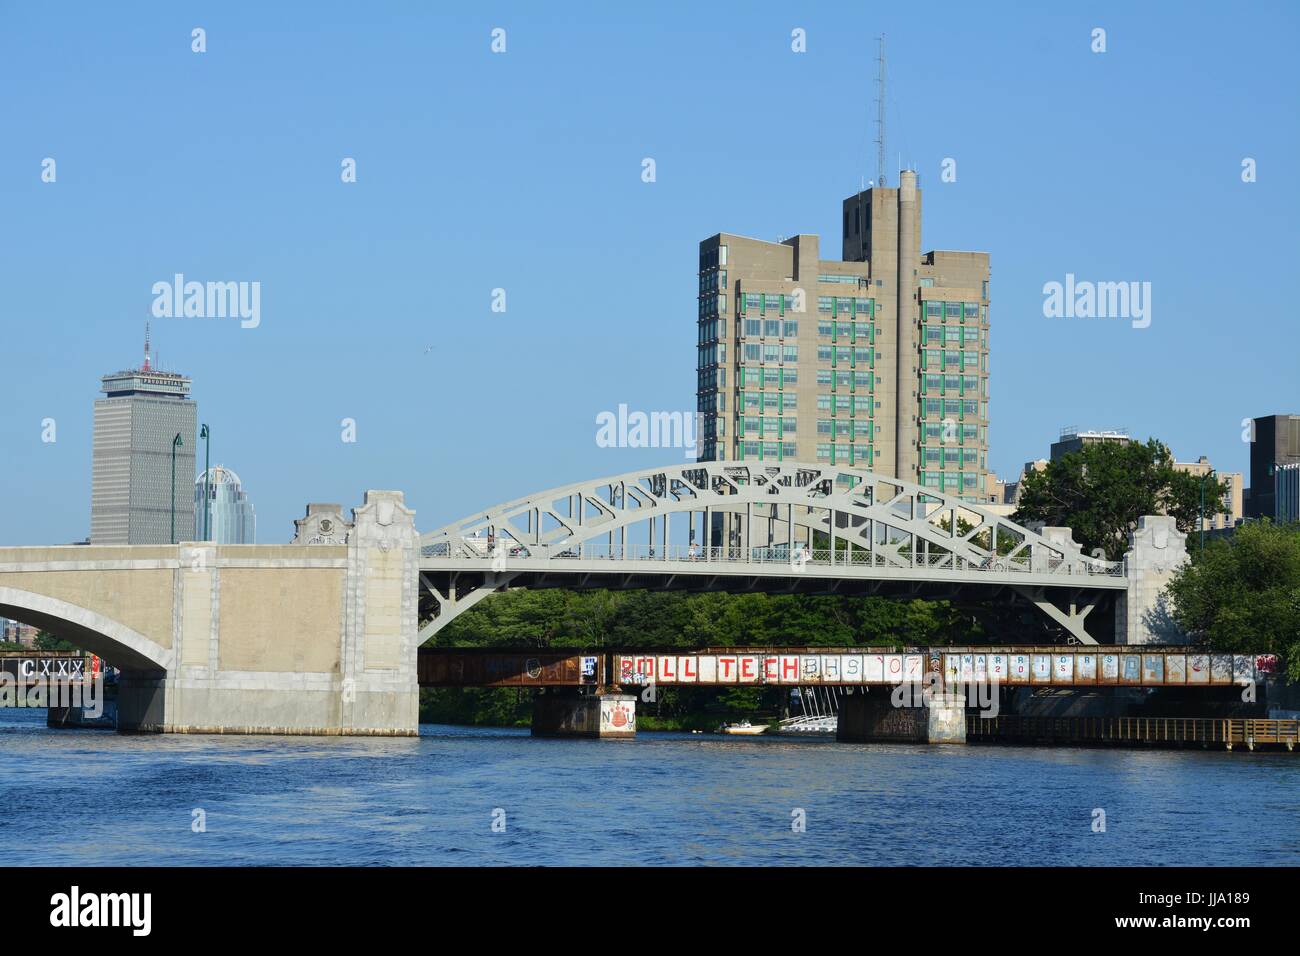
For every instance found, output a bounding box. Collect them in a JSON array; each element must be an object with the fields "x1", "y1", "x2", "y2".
[{"x1": 721, "y1": 720, "x2": 768, "y2": 736}]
